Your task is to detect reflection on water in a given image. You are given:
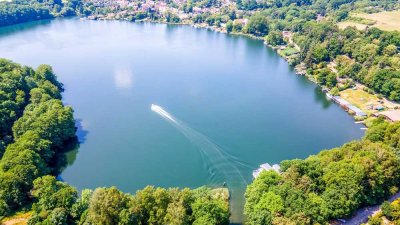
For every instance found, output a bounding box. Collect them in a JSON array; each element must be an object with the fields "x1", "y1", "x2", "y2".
[
  {"x1": 52, "y1": 138, "x2": 79, "y2": 176},
  {"x1": 314, "y1": 86, "x2": 333, "y2": 109},
  {"x1": 0, "y1": 19, "x2": 52, "y2": 38},
  {"x1": 114, "y1": 66, "x2": 134, "y2": 92},
  {"x1": 54, "y1": 119, "x2": 89, "y2": 177}
]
